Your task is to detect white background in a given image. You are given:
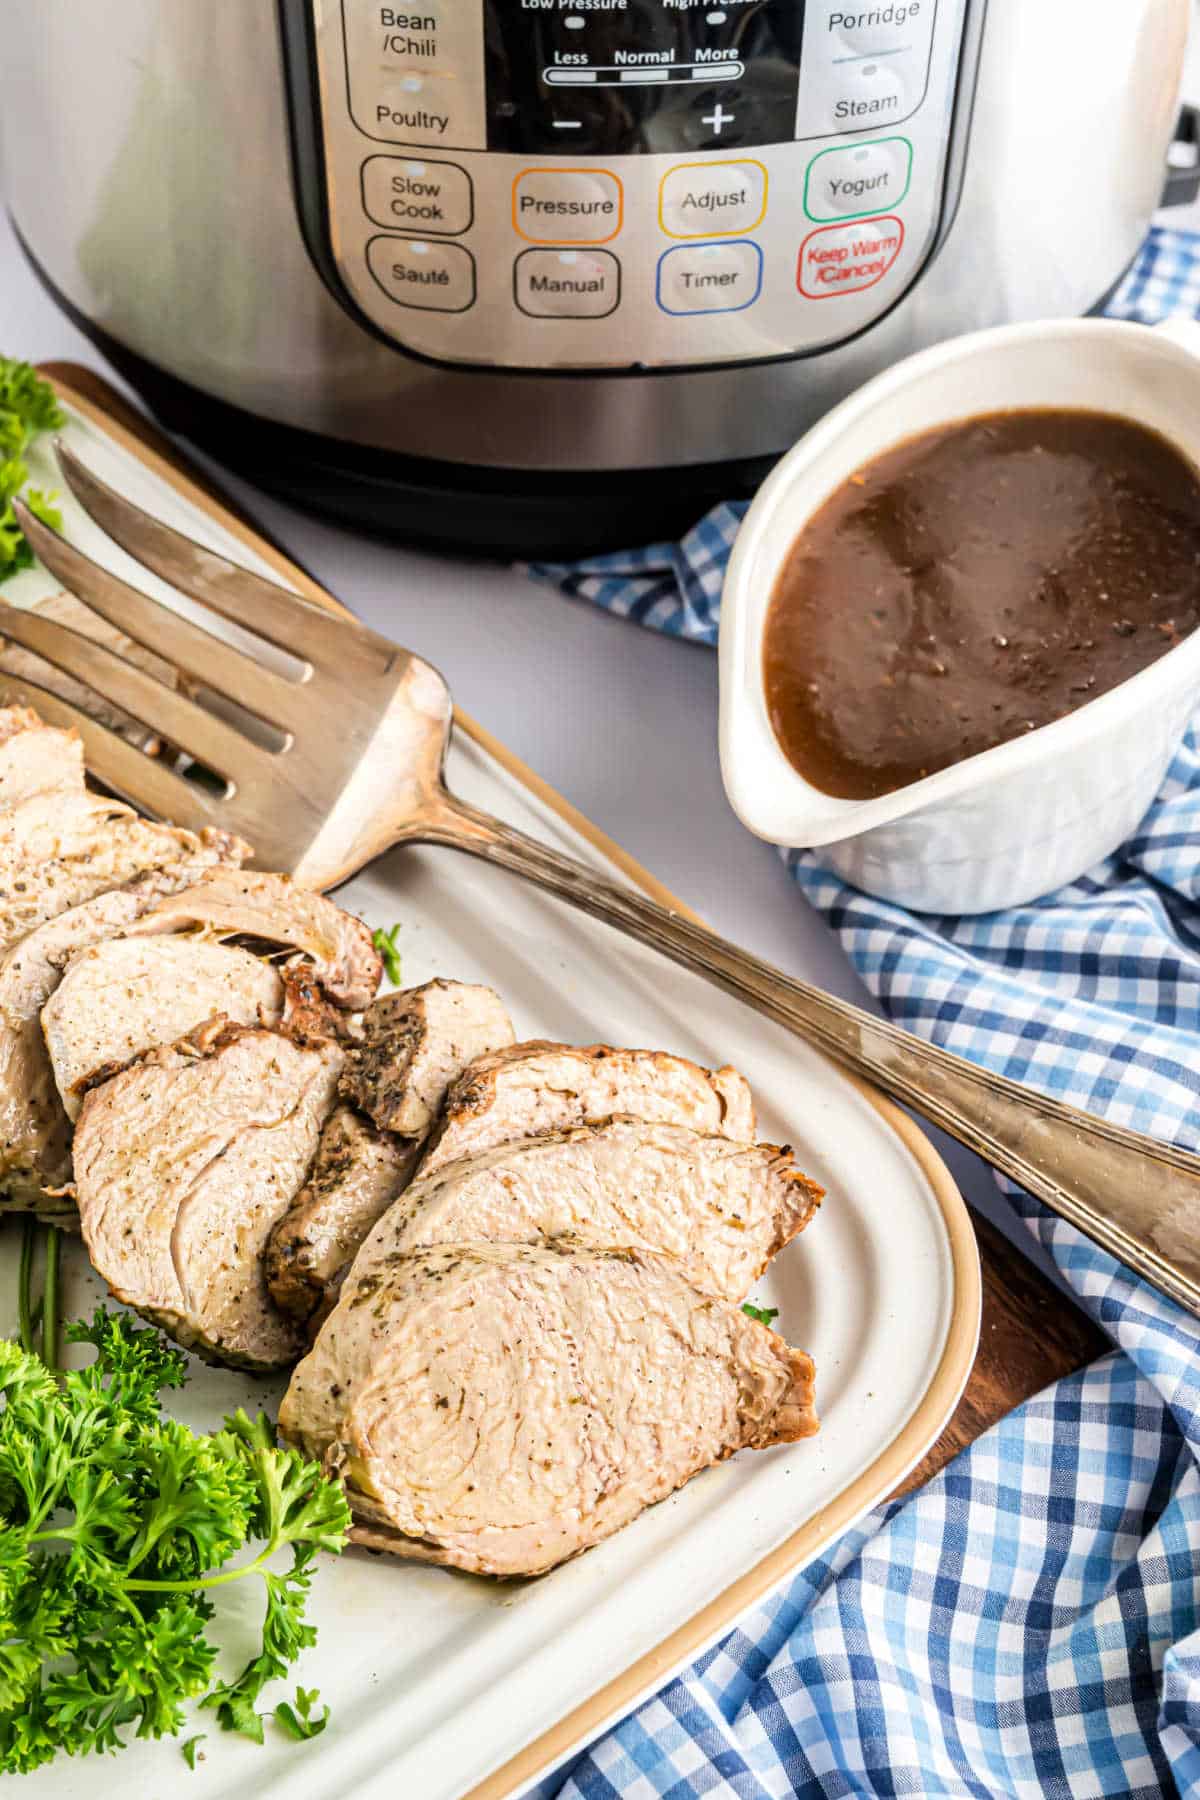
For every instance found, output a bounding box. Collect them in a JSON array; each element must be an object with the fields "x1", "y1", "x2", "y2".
[{"x1": 2, "y1": 28, "x2": 1198, "y2": 1293}]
